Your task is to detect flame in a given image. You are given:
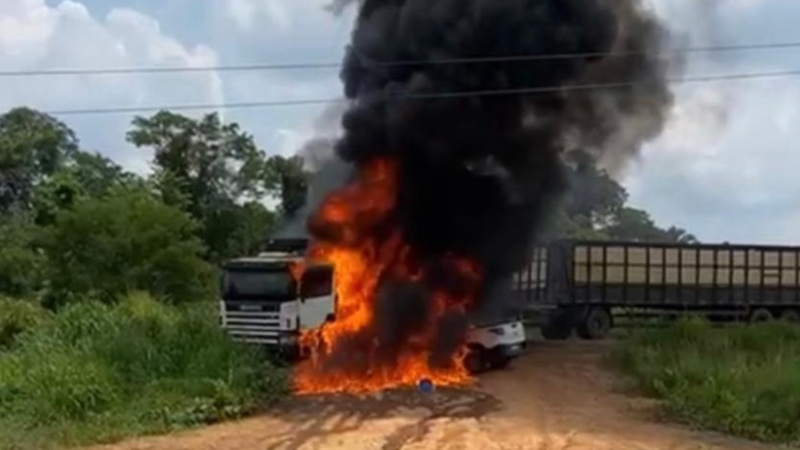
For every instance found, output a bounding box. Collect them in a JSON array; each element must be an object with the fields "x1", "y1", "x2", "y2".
[{"x1": 293, "y1": 158, "x2": 483, "y2": 395}]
